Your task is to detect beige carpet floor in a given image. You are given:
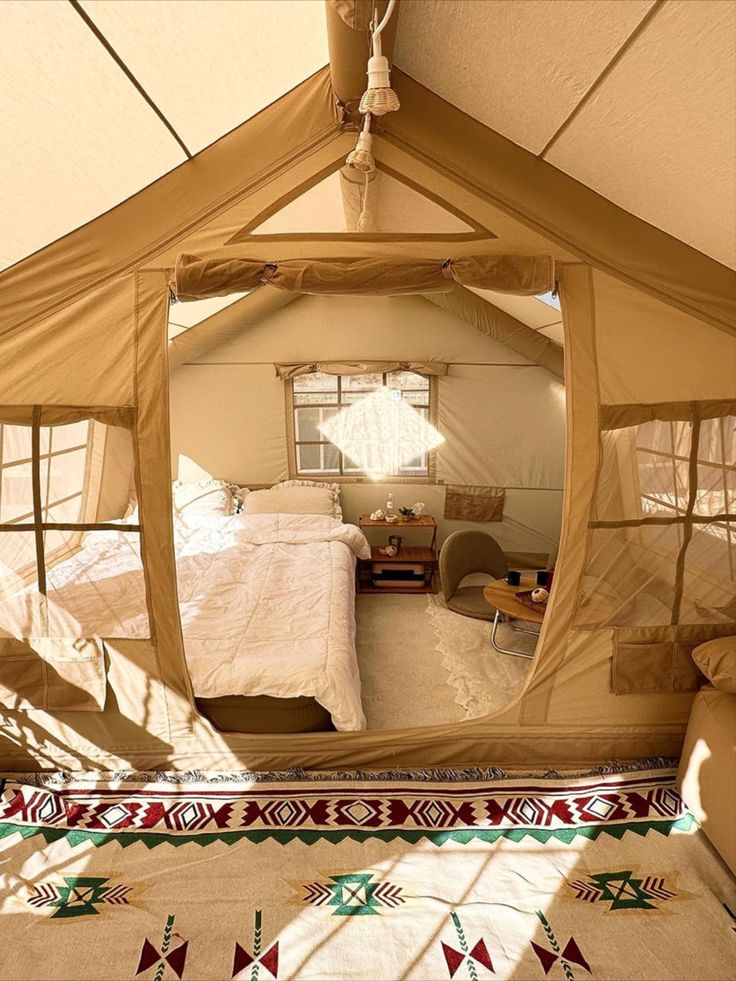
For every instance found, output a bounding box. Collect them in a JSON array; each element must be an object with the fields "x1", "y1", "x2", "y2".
[{"x1": 356, "y1": 592, "x2": 532, "y2": 730}]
